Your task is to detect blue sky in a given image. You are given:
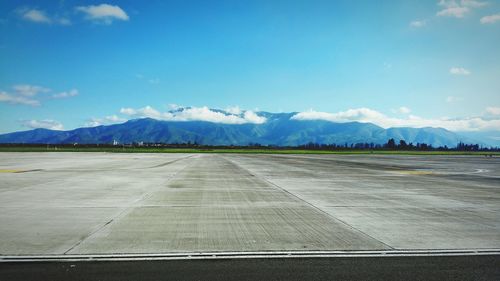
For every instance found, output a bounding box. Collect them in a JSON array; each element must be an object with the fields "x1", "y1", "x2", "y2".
[{"x1": 1, "y1": 0, "x2": 499, "y2": 133}]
